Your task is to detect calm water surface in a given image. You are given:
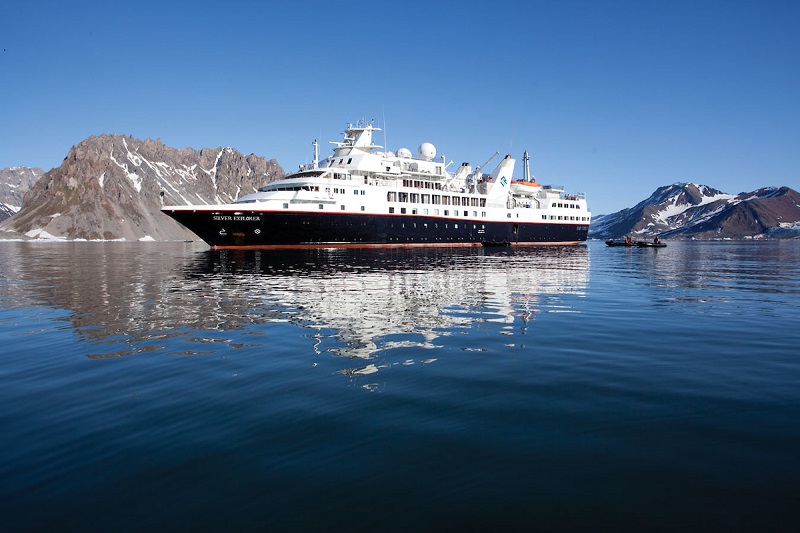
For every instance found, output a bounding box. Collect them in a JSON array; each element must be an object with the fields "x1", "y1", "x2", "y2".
[{"x1": 1, "y1": 240, "x2": 799, "y2": 532}]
